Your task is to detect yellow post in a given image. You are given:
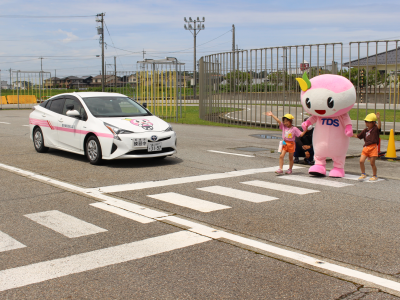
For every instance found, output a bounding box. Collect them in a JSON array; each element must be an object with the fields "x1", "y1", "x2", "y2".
[
  {"x1": 168, "y1": 68, "x2": 171, "y2": 118},
  {"x1": 174, "y1": 70, "x2": 177, "y2": 118},
  {"x1": 161, "y1": 70, "x2": 164, "y2": 116},
  {"x1": 142, "y1": 72, "x2": 144, "y2": 105},
  {"x1": 385, "y1": 129, "x2": 397, "y2": 158},
  {"x1": 184, "y1": 72, "x2": 186, "y2": 110},
  {"x1": 398, "y1": 75, "x2": 400, "y2": 105},
  {"x1": 151, "y1": 69, "x2": 153, "y2": 112},
  {"x1": 389, "y1": 76, "x2": 392, "y2": 106}
]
